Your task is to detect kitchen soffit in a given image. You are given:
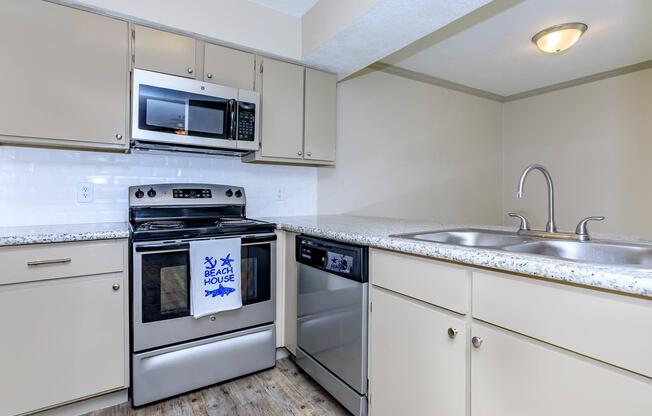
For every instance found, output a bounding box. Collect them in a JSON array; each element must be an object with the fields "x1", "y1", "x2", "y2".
[
  {"x1": 246, "y1": 0, "x2": 319, "y2": 17},
  {"x1": 380, "y1": 0, "x2": 652, "y2": 97}
]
